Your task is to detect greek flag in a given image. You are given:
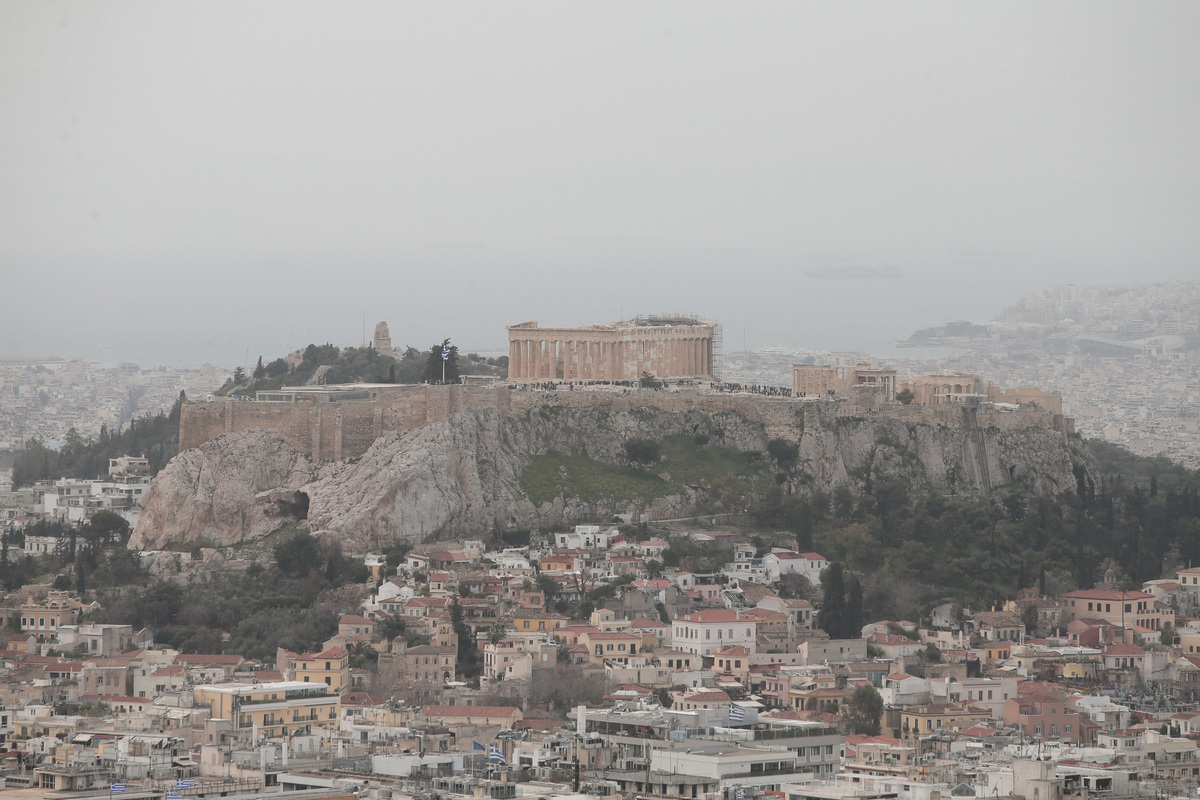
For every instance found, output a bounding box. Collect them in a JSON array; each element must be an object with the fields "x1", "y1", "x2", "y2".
[
  {"x1": 594, "y1": 772, "x2": 600, "y2": 781},
  {"x1": 177, "y1": 779, "x2": 196, "y2": 788},
  {"x1": 489, "y1": 744, "x2": 506, "y2": 764},
  {"x1": 110, "y1": 784, "x2": 126, "y2": 793},
  {"x1": 442, "y1": 344, "x2": 451, "y2": 362},
  {"x1": 736, "y1": 789, "x2": 745, "y2": 800},
  {"x1": 729, "y1": 704, "x2": 745, "y2": 722},
  {"x1": 167, "y1": 792, "x2": 183, "y2": 799}
]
